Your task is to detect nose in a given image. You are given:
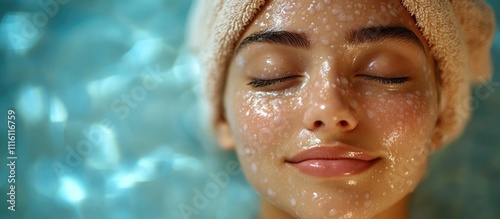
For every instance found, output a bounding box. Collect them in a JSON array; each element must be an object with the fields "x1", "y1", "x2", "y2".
[{"x1": 302, "y1": 81, "x2": 358, "y2": 135}]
